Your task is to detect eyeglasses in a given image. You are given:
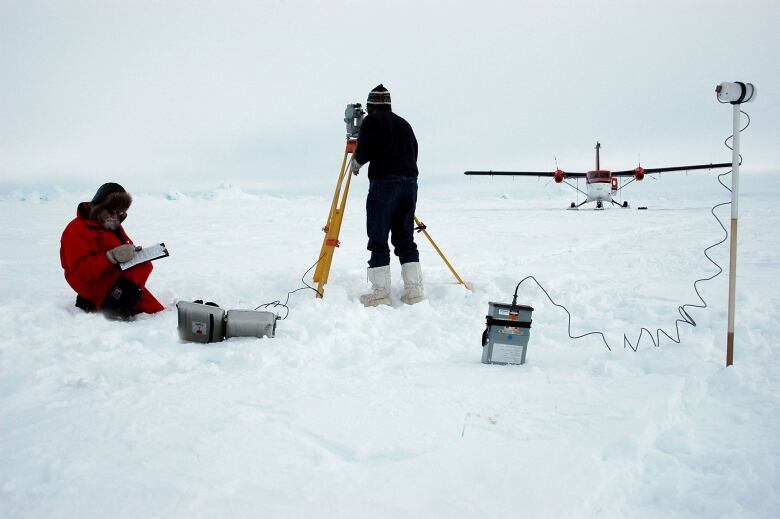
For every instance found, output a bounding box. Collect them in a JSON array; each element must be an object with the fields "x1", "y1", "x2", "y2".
[{"x1": 107, "y1": 210, "x2": 126, "y2": 218}]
